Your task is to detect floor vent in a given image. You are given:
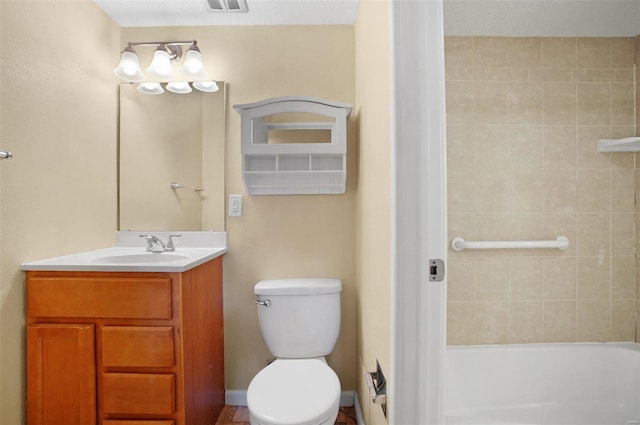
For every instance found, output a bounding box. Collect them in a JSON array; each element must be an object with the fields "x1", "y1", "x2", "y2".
[{"x1": 205, "y1": 0, "x2": 249, "y2": 13}]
